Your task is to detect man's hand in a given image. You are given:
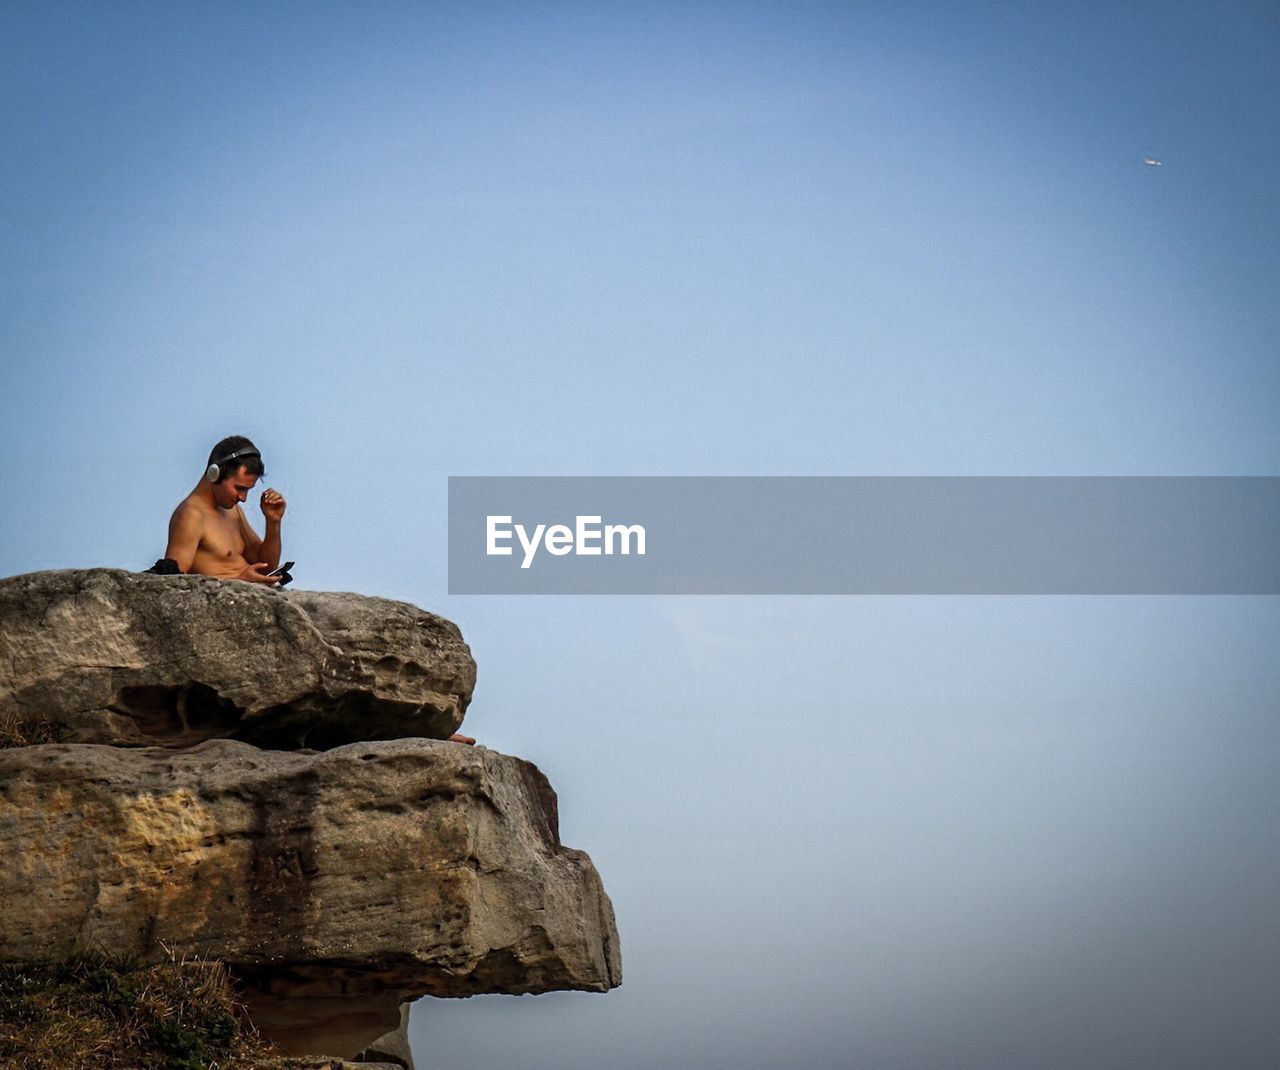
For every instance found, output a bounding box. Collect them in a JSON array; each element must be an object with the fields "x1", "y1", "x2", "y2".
[
  {"x1": 260, "y1": 488, "x2": 287, "y2": 524},
  {"x1": 238, "y1": 562, "x2": 282, "y2": 585}
]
